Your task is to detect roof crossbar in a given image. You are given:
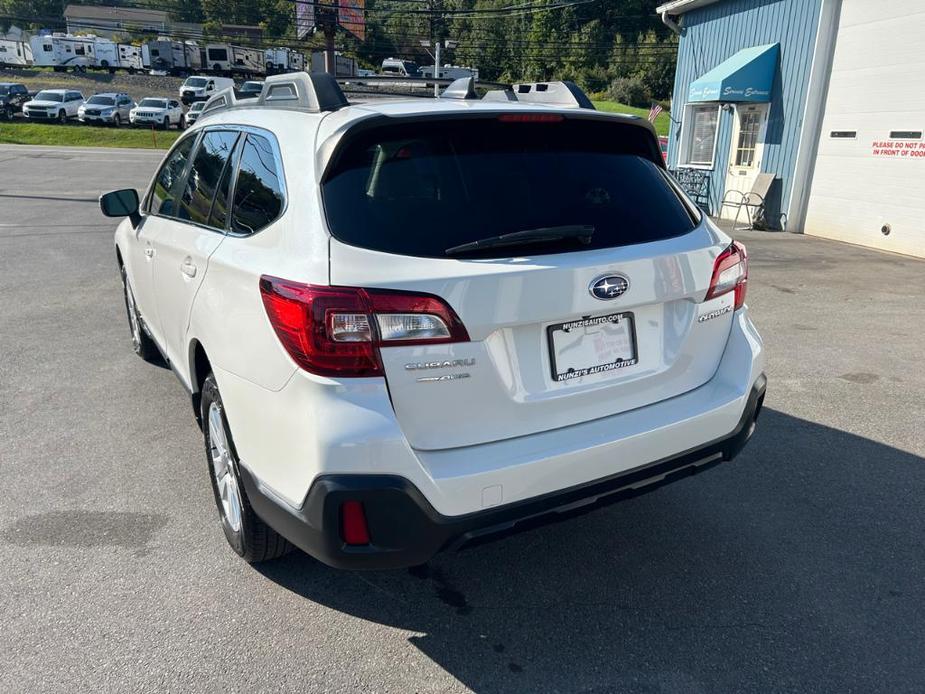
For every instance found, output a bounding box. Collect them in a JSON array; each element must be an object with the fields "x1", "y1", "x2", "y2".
[{"x1": 200, "y1": 71, "x2": 348, "y2": 119}]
